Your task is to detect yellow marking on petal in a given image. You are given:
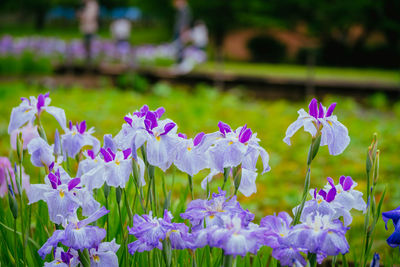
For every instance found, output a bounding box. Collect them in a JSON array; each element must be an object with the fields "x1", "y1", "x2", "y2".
[
  {"x1": 279, "y1": 233, "x2": 285, "y2": 237},
  {"x1": 93, "y1": 255, "x2": 100, "y2": 262},
  {"x1": 115, "y1": 159, "x2": 120, "y2": 165},
  {"x1": 72, "y1": 131, "x2": 77, "y2": 136},
  {"x1": 328, "y1": 121, "x2": 333, "y2": 126},
  {"x1": 317, "y1": 198, "x2": 322, "y2": 204},
  {"x1": 187, "y1": 146, "x2": 192, "y2": 151},
  {"x1": 59, "y1": 190, "x2": 65, "y2": 198},
  {"x1": 209, "y1": 215, "x2": 215, "y2": 219},
  {"x1": 228, "y1": 141, "x2": 233, "y2": 145},
  {"x1": 156, "y1": 136, "x2": 161, "y2": 141},
  {"x1": 24, "y1": 109, "x2": 31, "y2": 113}
]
